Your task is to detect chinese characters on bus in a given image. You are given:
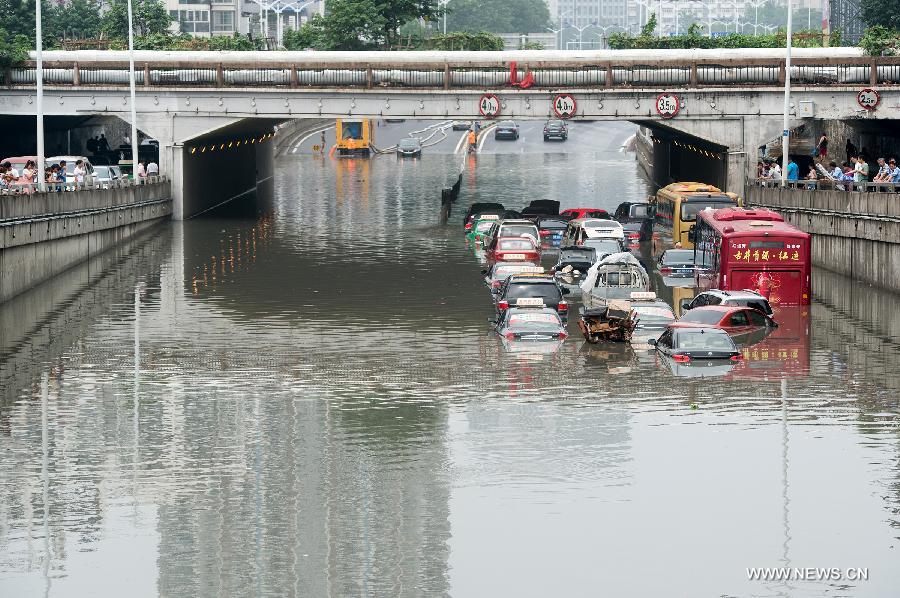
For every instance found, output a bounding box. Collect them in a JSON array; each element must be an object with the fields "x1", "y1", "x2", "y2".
[{"x1": 730, "y1": 243, "x2": 801, "y2": 262}]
